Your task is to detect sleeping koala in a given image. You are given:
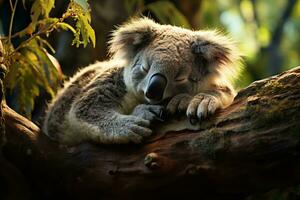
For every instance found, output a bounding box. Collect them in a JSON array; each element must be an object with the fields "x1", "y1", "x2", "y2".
[{"x1": 43, "y1": 17, "x2": 242, "y2": 145}]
